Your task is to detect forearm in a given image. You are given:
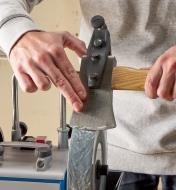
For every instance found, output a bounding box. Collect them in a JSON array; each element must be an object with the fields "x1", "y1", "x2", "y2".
[{"x1": 0, "y1": 0, "x2": 43, "y2": 56}]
